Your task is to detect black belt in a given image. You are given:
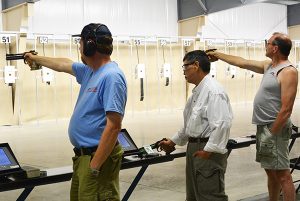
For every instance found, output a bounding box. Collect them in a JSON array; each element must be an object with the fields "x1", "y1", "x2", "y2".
[
  {"x1": 73, "y1": 146, "x2": 98, "y2": 156},
  {"x1": 73, "y1": 142, "x2": 119, "y2": 156},
  {"x1": 188, "y1": 137, "x2": 209, "y2": 143}
]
